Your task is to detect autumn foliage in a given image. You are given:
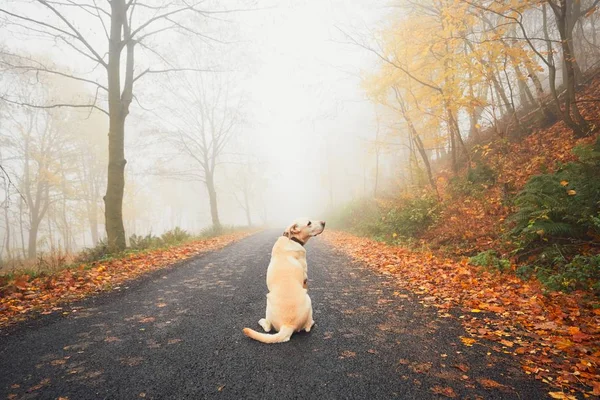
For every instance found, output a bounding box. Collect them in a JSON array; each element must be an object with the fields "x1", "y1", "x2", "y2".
[
  {"x1": 324, "y1": 231, "x2": 600, "y2": 397},
  {"x1": 0, "y1": 231, "x2": 253, "y2": 328}
]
